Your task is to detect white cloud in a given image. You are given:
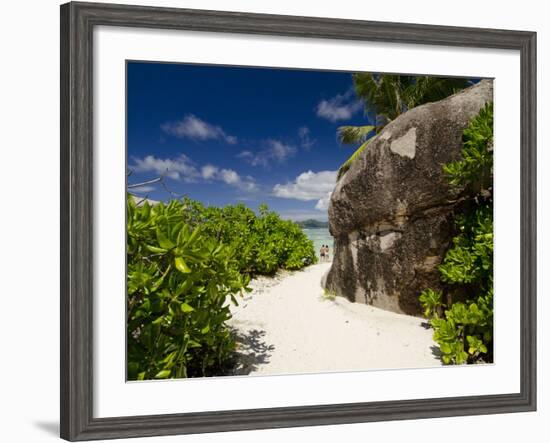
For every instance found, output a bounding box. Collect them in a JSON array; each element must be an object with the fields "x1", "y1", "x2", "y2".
[
  {"x1": 200, "y1": 164, "x2": 256, "y2": 191},
  {"x1": 131, "y1": 154, "x2": 199, "y2": 182},
  {"x1": 236, "y1": 150, "x2": 253, "y2": 160},
  {"x1": 269, "y1": 140, "x2": 295, "y2": 161},
  {"x1": 238, "y1": 139, "x2": 296, "y2": 167},
  {"x1": 221, "y1": 169, "x2": 257, "y2": 192},
  {"x1": 130, "y1": 155, "x2": 256, "y2": 192},
  {"x1": 315, "y1": 191, "x2": 332, "y2": 211},
  {"x1": 220, "y1": 169, "x2": 240, "y2": 185},
  {"x1": 205, "y1": 166, "x2": 256, "y2": 190},
  {"x1": 161, "y1": 114, "x2": 237, "y2": 144},
  {"x1": 201, "y1": 164, "x2": 219, "y2": 179},
  {"x1": 226, "y1": 170, "x2": 257, "y2": 192},
  {"x1": 298, "y1": 126, "x2": 309, "y2": 138},
  {"x1": 238, "y1": 181, "x2": 257, "y2": 192},
  {"x1": 272, "y1": 170, "x2": 337, "y2": 209},
  {"x1": 316, "y1": 90, "x2": 362, "y2": 122},
  {"x1": 298, "y1": 126, "x2": 315, "y2": 150}
]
